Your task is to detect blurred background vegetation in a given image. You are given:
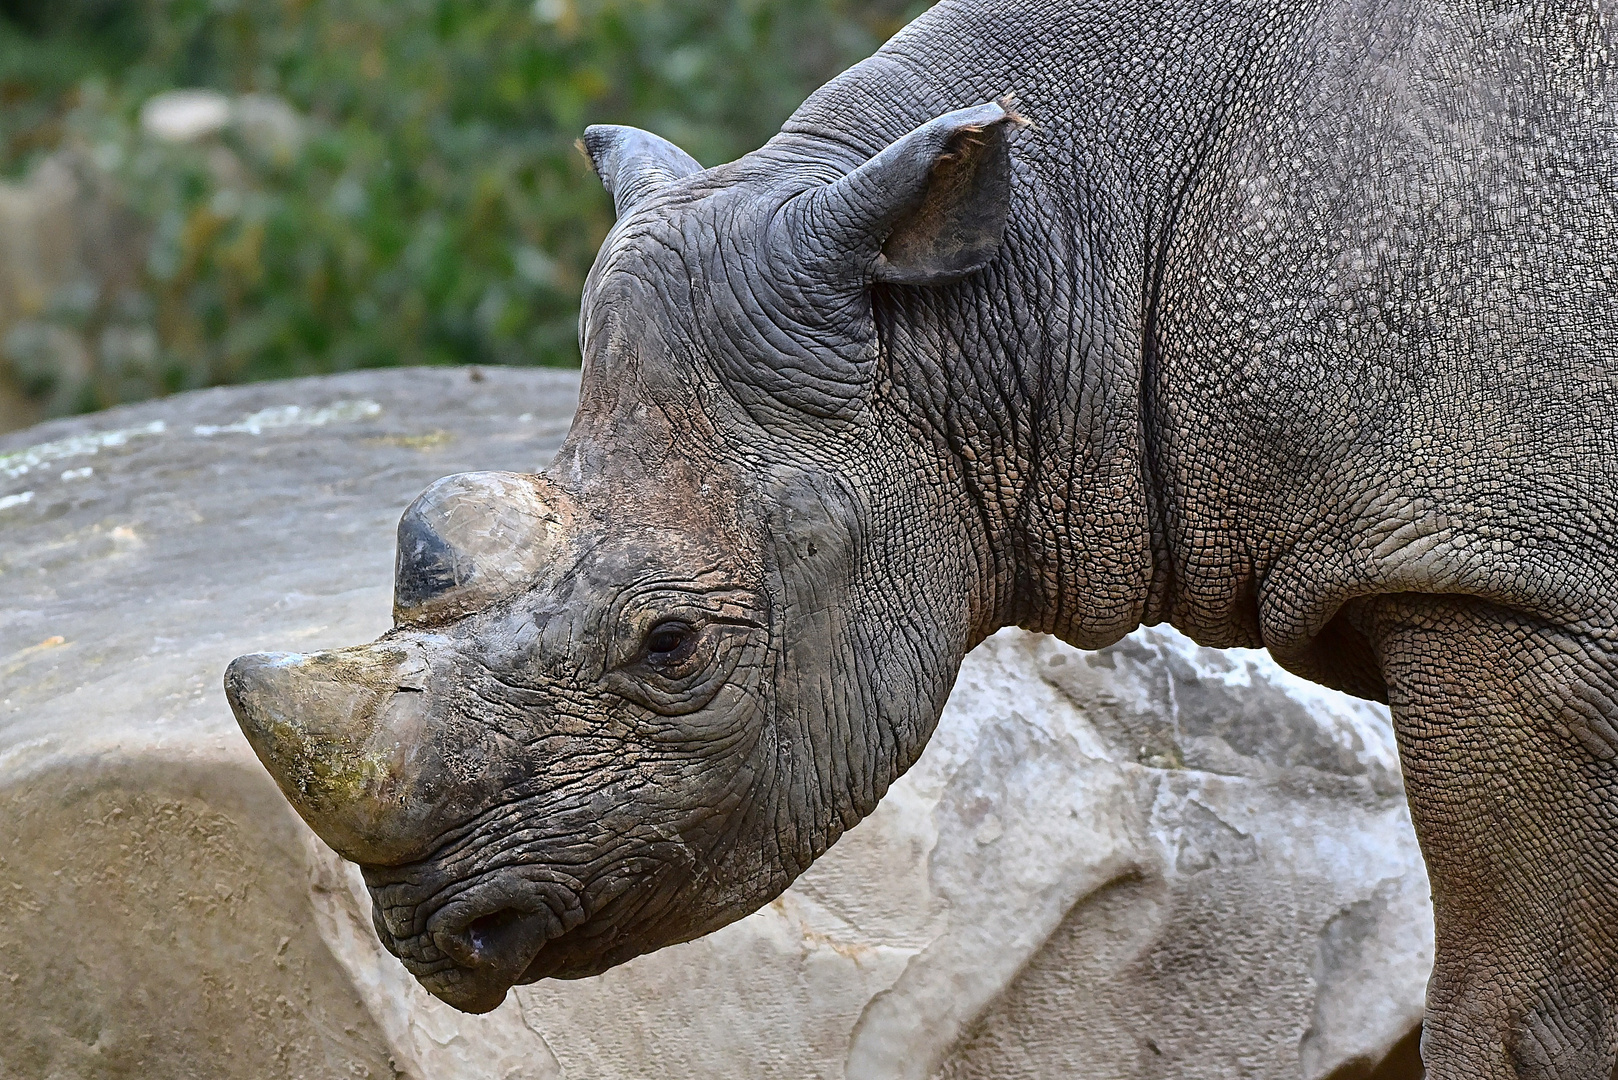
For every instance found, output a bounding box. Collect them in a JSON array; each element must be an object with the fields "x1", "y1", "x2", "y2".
[{"x1": 0, "y1": 0, "x2": 925, "y2": 428}]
